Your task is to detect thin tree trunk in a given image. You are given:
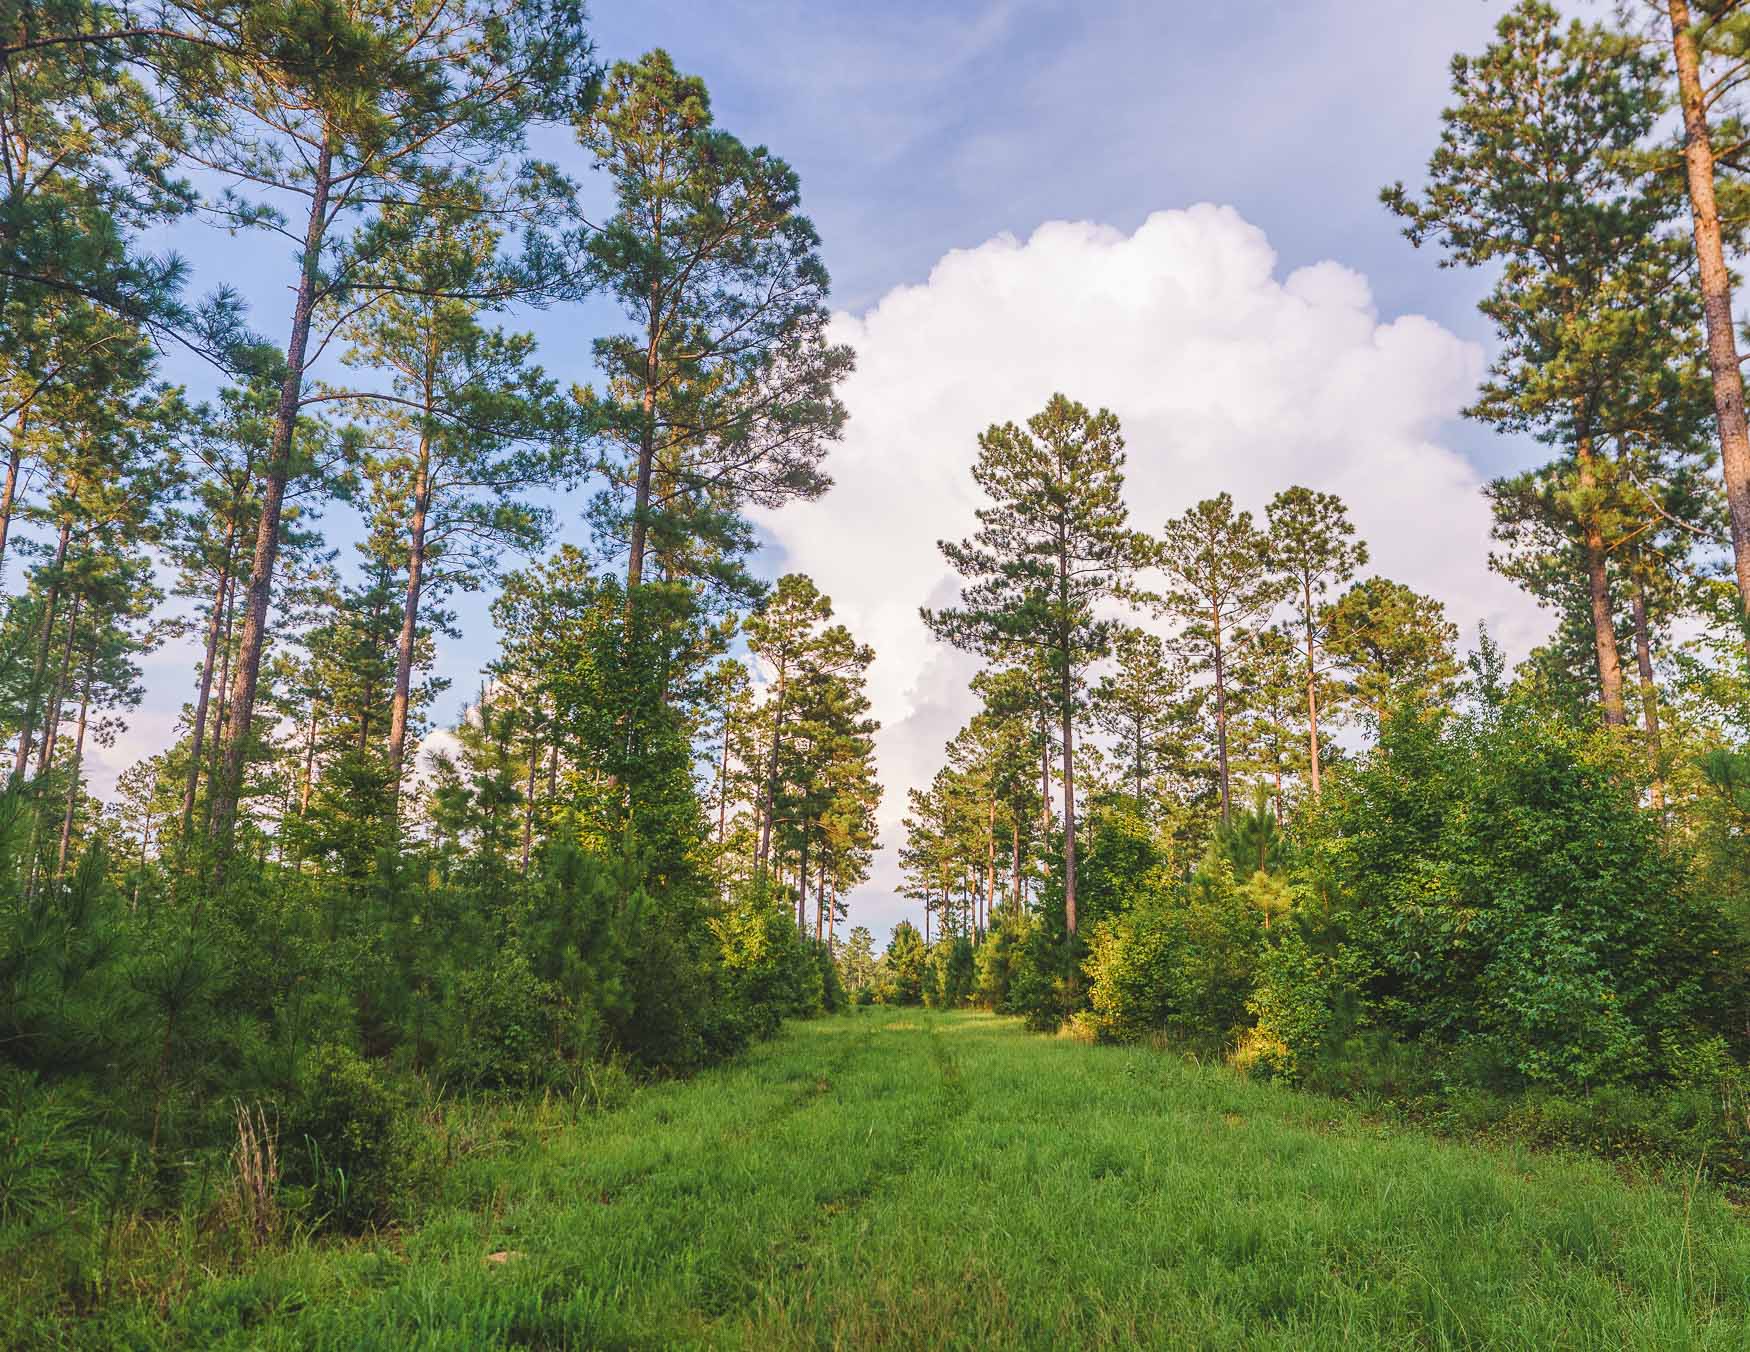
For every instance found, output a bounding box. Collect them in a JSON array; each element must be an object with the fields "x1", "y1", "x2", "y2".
[
  {"x1": 797, "y1": 820, "x2": 809, "y2": 932},
  {"x1": 815, "y1": 854, "x2": 824, "y2": 945},
  {"x1": 203, "y1": 580, "x2": 237, "y2": 834},
  {"x1": 179, "y1": 563, "x2": 233, "y2": 847},
  {"x1": 299, "y1": 701, "x2": 320, "y2": 817},
  {"x1": 386, "y1": 435, "x2": 431, "y2": 798},
  {"x1": 1631, "y1": 578, "x2": 1667, "y2": 811},
  {"x1": 1304, "y1": 582, "x2": 1322, "y2": 797},
  {"x1": 520, "y1": 724, "x2": 538, "y2": 875},
  {"x1": 1575, "y1": 432, "x2": 1627, "y2": 725},
  {"x1": 213, "y1": 139, "x2": 335, "y2": 859},
  {"x1": 1060, "y1": 667, "x2": 1078, "y2": 936},
  {"x1": 985, "y1": 796, "x2": 996, "y2": 939},
  {"x1": 0, "y1": 423, "x2": 21, "y2": 586},
  {"x1": 36, "y1": 594, "x2": 80, "y2": 776},
  {"x1": 56, "y1": 658, "x2": 92, "y2": 876},
  {"x1": 716, "y1": 711, "x2": 731, "y2": 895},
  {"x1": 756, "y1": 657, "x2": 787, "y2": 875},
  {"x1": 1667, "y1": 0, "x2": 1750, "y2": 630},
  {"x1": 1213, "y1": 618, "x2": 1232, "y2": 826},
  {"x1": 1010, "y1": 817, "x2": 1021, "y2": 915},
  {"x1": 13, "y1": 522, "x2": 68, "y2": 780}
]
